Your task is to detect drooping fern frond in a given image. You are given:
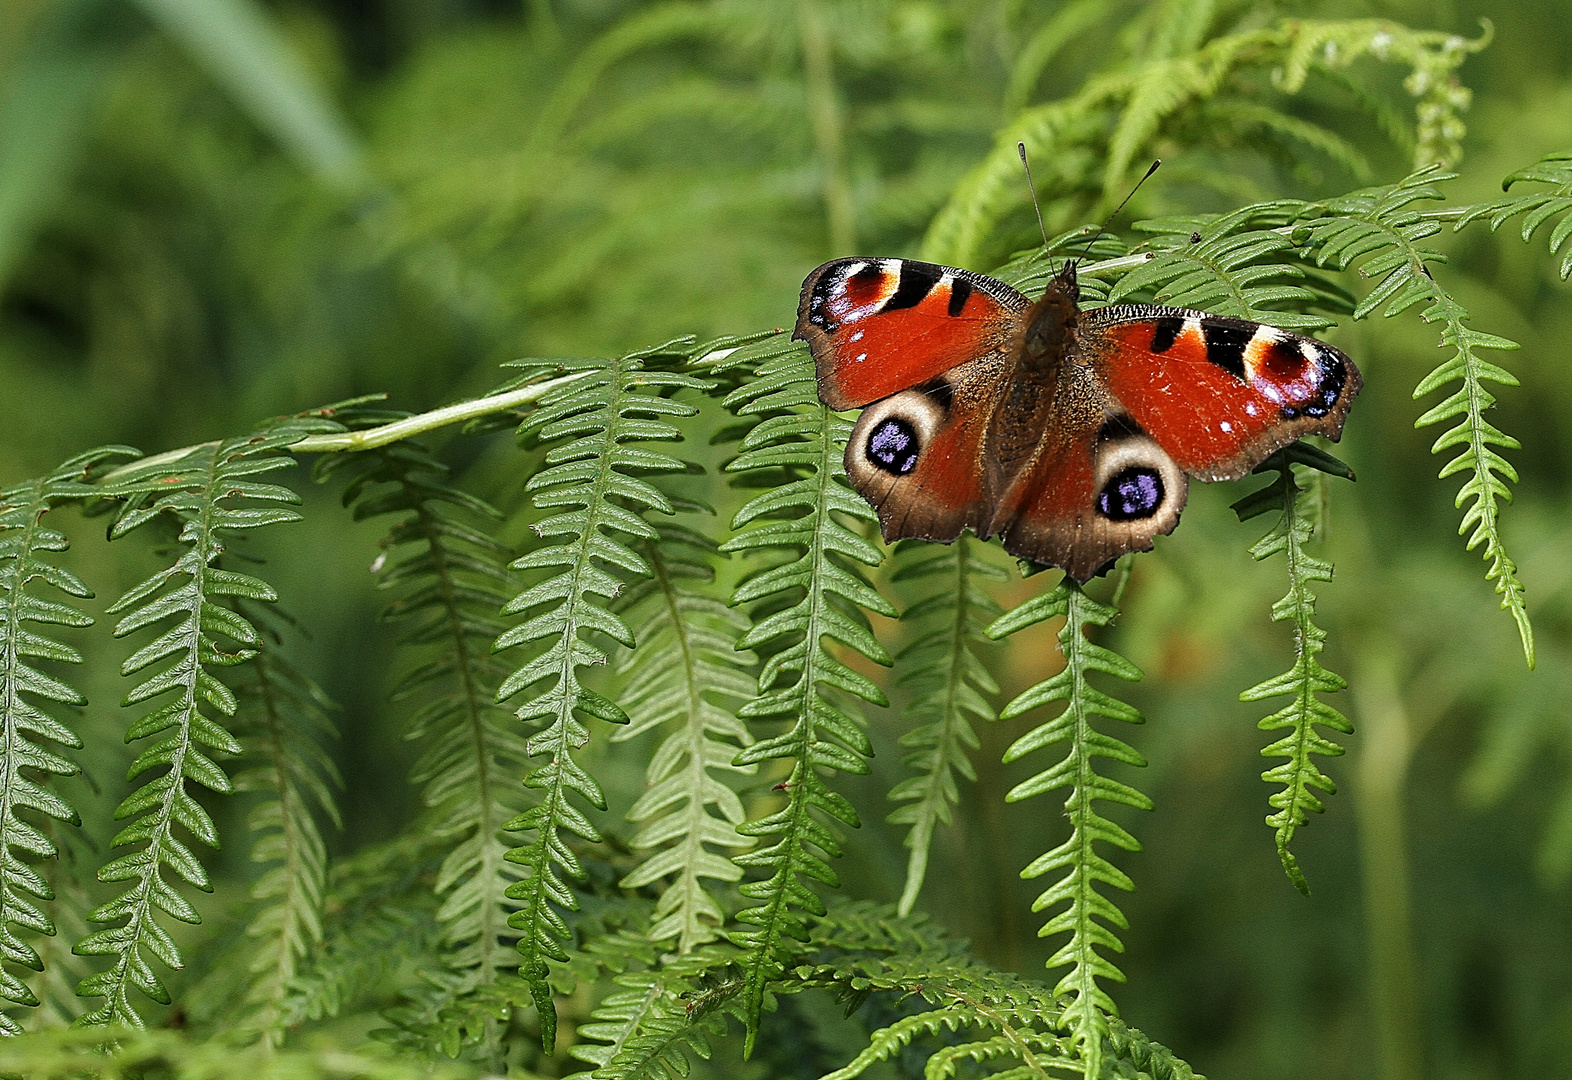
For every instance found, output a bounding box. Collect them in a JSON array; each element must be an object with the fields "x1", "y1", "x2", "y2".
[
  {"x1": 925, "y1": 17, "x2": 1486, "y2": 267},
  {"x1": 225, "y1": 604, "x2": 342, "y2": 1046},
  {"x1": 610, "y1": 522, "x2": 756, "y2": 954},
  {"x1": 985, "y1": 580, "x2": 1150, "y2": 1080},
  {"x1": 320, "y1": 429, "x2": 527, "y2": 1065},
  {"x1": 885, "y1": 537, "x2": 1003, "y2": 918},
  {"x1": 1298, "y1": 167, "x2": 1533, "y2": 666},
  {"x1": 1232, "y1": 445, "x2": 1354, "y2": 895},
  {"x1": 494, "y1": 344, "x2": 710, "y2": 1051},
  {"x1": 1457, "y1": 150, "x2": 1572, "y2": 279},
  {"x1": 0, "y1": 448, "x2": 134, "y2": 1034},
  {"x1": 75, "y1": 417, "x2": 335, "y2": 1027},
  {"x1": 710, "y1": 333, "x2": 897, "y2": 1054}
]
